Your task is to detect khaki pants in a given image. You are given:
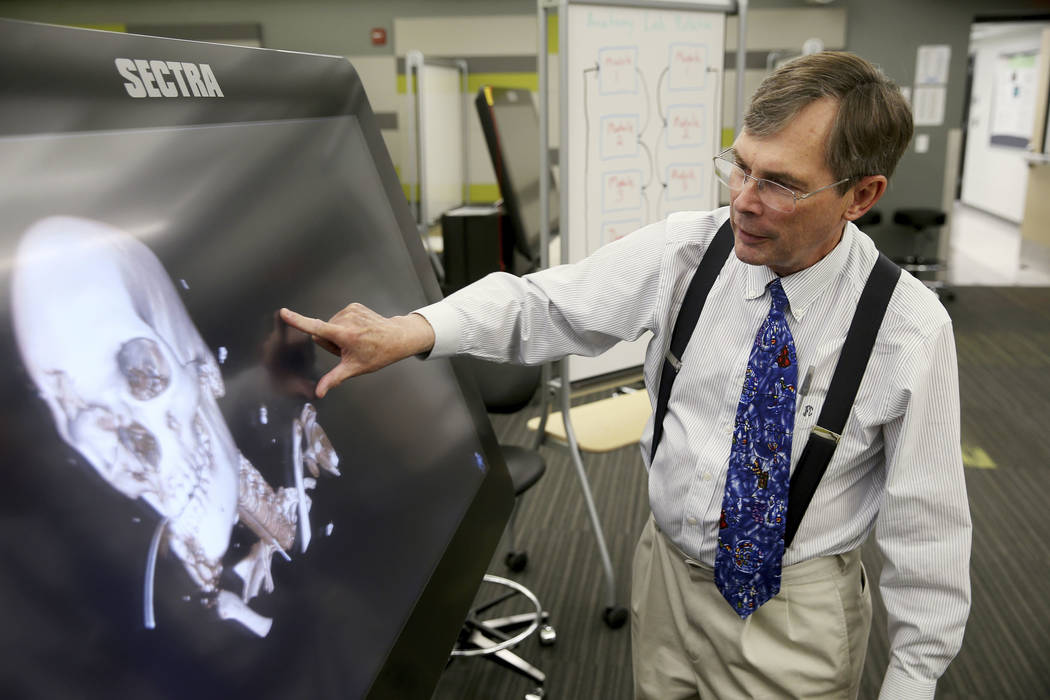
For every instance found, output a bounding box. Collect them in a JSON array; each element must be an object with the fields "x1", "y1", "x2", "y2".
[{"x1": 631, "y1": 516, "x2": 872, "y2": 700}]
